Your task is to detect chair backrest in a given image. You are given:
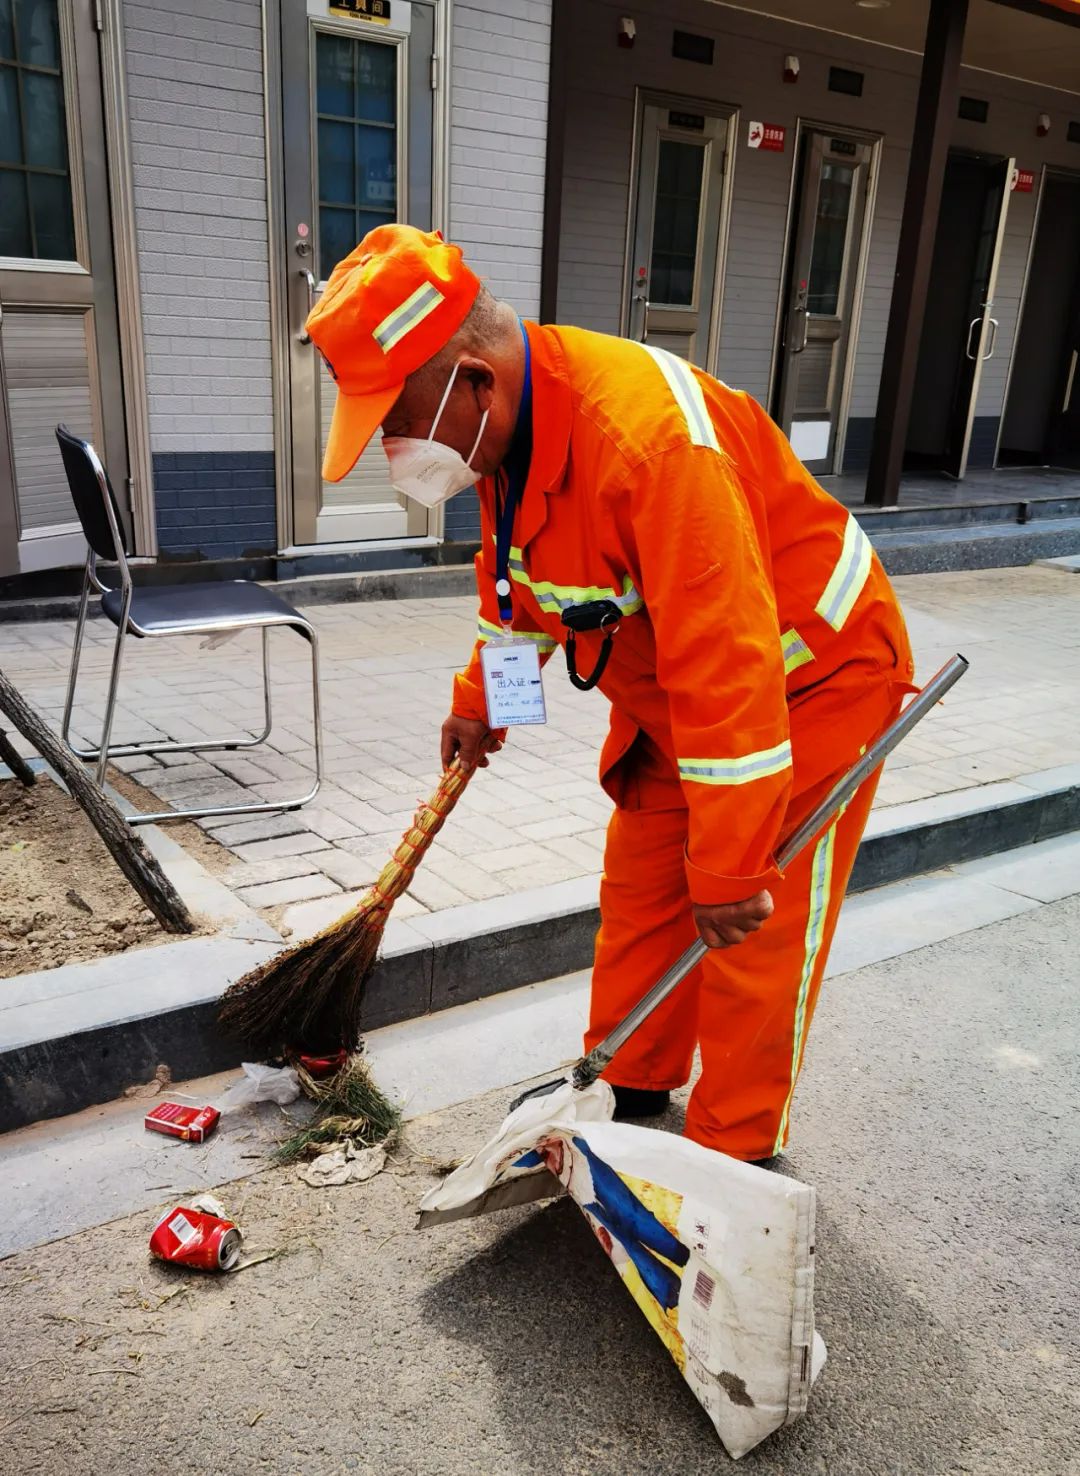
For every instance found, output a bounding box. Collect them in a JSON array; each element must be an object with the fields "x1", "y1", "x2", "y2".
[{"x1": 55, "y1": 425, "x2": 130, "y2": 561}]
